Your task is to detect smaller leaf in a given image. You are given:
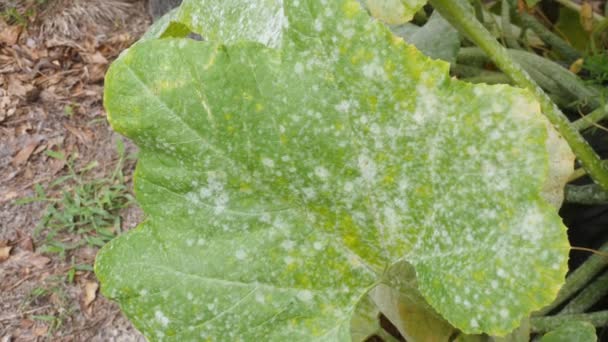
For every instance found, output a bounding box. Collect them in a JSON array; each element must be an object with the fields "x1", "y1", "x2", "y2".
[
  {"x1": 540, "y1": 321, "x2": 596, "y2": 342},
  {"x1": 555, "y1": 7, "x2": 590, "y2": 51},
  {"x1": 370, "y1": 261, "x2": 455, "y2": 341},
  {"x1": 350, "y1": 294, "x2": 382, "y2": 341},
  {"x1": 141, "y1": 7, "x2": 184, "y2": 40},
  {"x1": 395, "y1": 11, "x2": 460, "y2": 63}
]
